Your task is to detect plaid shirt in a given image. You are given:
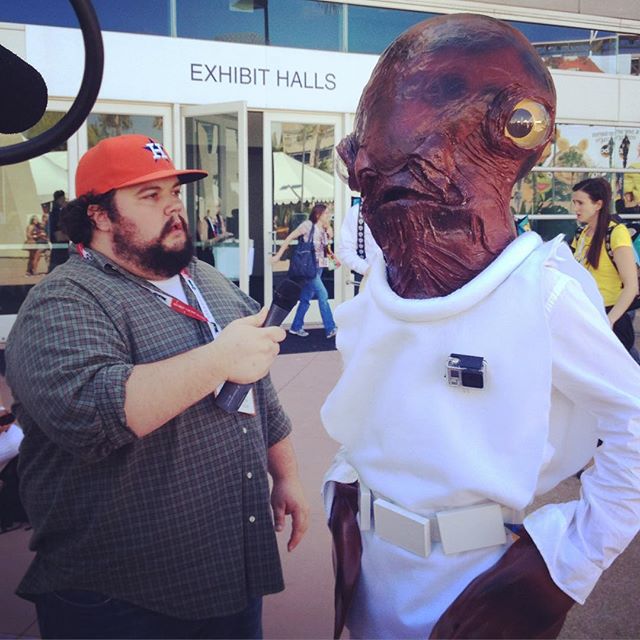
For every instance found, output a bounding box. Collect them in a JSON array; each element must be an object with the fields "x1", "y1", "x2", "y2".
[{"x1": 5, "y1": 248, "x2": 292, "y2": 619}]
